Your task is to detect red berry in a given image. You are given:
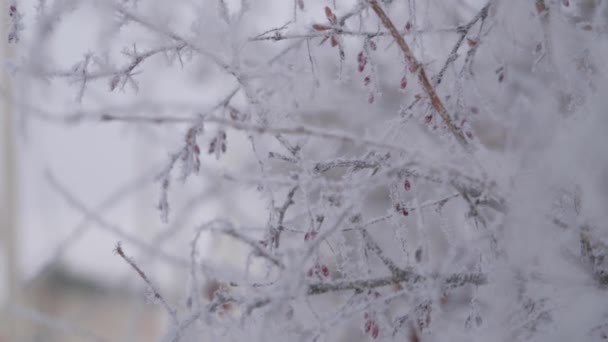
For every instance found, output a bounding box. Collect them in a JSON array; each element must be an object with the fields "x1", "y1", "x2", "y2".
[
  {"x1": 321, "y1": 265, "x2": 329, "y2": 277},
  {"x1": 304, "y1": 230, "x2": 317, "y2": 241},
  {"x1": 400, "y1": 76, "x2": 407, "y2": 89},
  {"x1": 357, "y1": 51, "x2": 367, "y2": 72},
  {"x1": 404, "y1": 179, "x2": 411, "y2": 191},
  {"x1": 371, "y1": 323, "x2": 379, "y2": 339}
]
